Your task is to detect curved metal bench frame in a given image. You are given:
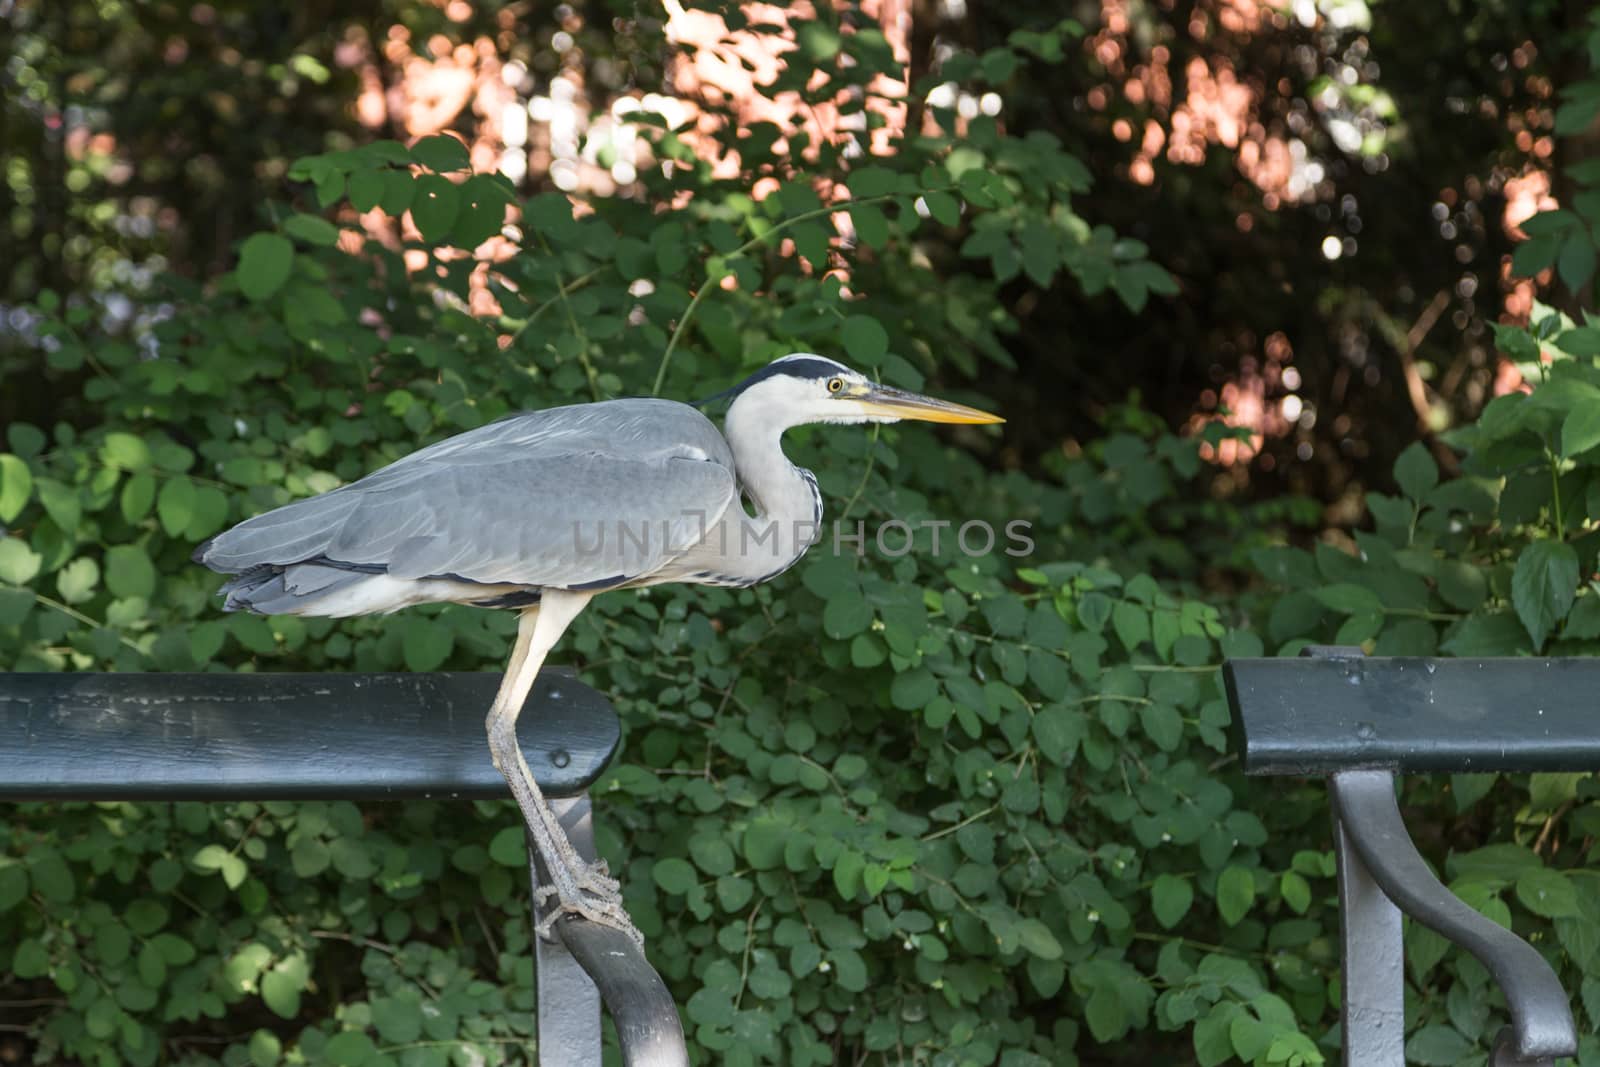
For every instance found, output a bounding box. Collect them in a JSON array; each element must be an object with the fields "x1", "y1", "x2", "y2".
[
  {"x1": 1225, "y1": 647, "x2": 1579, "y2": 1067},
  {"x1": 0, "y1": 671, "x2": 688, "y2": 1067}
]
